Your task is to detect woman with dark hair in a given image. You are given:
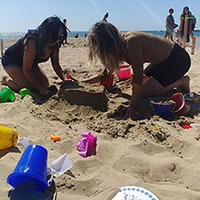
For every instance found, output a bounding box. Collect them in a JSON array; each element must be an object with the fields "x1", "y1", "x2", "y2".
[
  {"x1": 179, "y1": 6, "x2": 193, "y2": 43},
  {"x1": 1, "y1": 16, "x2": 67, "y2": 96},
  {"x1": 84, "y1": 21, "x2": 191, "y2": 117}
]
